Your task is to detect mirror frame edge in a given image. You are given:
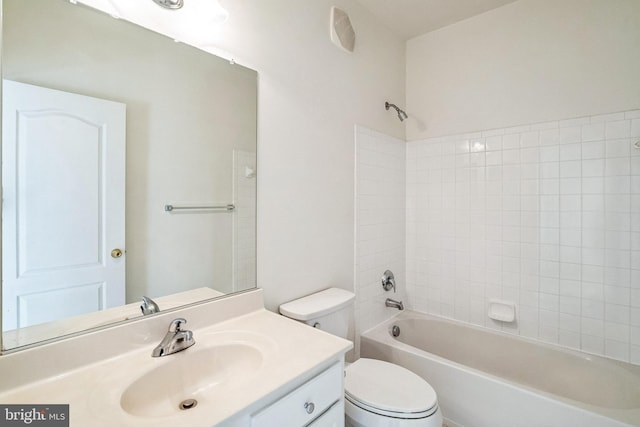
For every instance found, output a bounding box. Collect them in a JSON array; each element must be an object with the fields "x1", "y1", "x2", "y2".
[{"x1": 1, "y1": 0, "x2": 5, "y2": 354}]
